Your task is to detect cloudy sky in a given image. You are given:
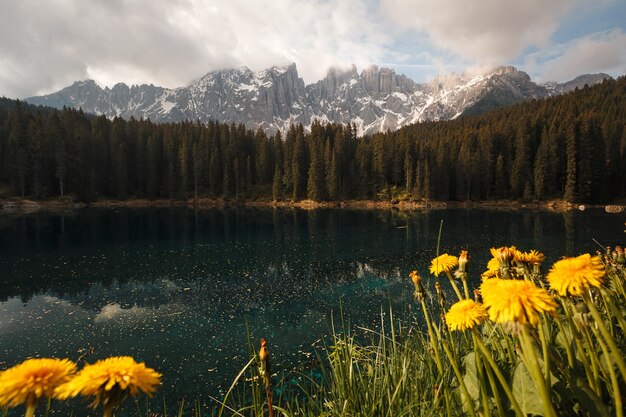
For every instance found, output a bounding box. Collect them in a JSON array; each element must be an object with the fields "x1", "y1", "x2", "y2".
[{"x1": 1, "y1": 0, "x2": 625, "y2": 99}]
